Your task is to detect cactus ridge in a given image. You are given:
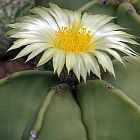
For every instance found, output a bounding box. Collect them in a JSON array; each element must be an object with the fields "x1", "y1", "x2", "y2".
[{"x1": 0, "y1": 56, "x2": 140, "y2": 140}]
